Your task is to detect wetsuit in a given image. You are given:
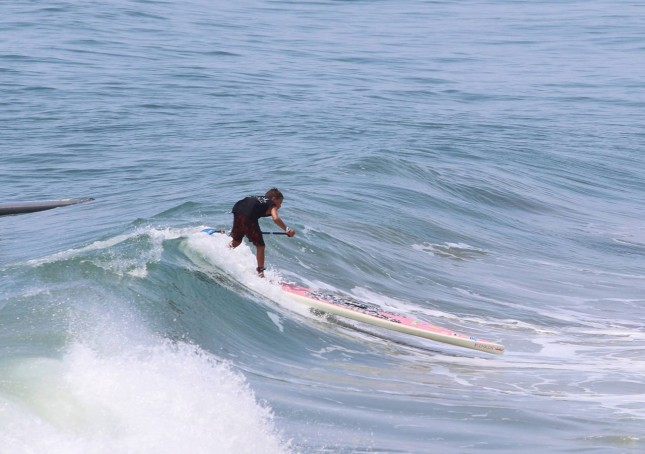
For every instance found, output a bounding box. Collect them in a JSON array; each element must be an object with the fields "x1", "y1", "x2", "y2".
[{"x1": 230, "y1": 196, "x2": 275, "y2": 246}]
